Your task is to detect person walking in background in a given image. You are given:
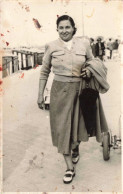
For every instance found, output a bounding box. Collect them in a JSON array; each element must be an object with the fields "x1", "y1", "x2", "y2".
[
  {"x1": 37, "y1": 15, "x2": 109, "y2": 184},
  {"x1": 95, "y1": 38, "x2": 105, "y2": 60},
  {"x1": 111, "y1": 39, "x2": 120, "y2": 60},
  {"x1": 90, "y1": 38, "x2": 96, "y2": 57},
  {"x1": 106, "y1": 38, "x2": 113, "y2": 59},
  {"x1": 112, "y1": 39, "x2": 119, "y2": 50}
]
